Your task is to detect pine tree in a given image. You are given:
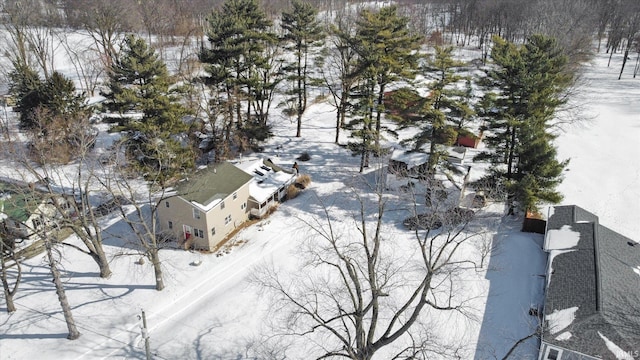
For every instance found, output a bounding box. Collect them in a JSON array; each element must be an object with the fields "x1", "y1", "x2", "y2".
[
  {"x1": 103, "y1": 34, "x2": 171, "y2": 115},
  {"x1": 281, "y1": 0, "x2": 324, "y2": 137},
  {"x1": 351, "y1": 6, "x2": 421, "y2": 152},
  {"x1": 476, "y1": 35, "x2": 574, "y2": 214},
  {"x1": 9, "y1": 66, "x2": 89, "y2": 163},
  {"x1": 200, "y1": 0, "x2": 274, "y2": 150},
  {"x1": 402, "y1": 46, "x2": 473, "y2": 178},
  {"x1": 8, "y1": 62, "x2": 43, "y2": 129},
  {"x1": 103, "y1": 34, "x2": 193, "y2": 181},
  {"x1": 509, "y1": 123, "x2": 567, "y2": 213},
  {"x1": 346, "y1": 77, "x2": 377, "y2": 173}
]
